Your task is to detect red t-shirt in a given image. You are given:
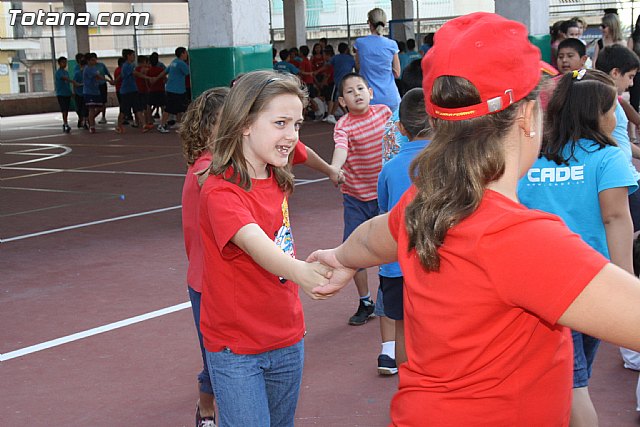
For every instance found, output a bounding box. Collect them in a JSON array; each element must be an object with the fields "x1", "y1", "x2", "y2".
[
  {"x1": 298, "y1": 57, "x2": 314, "y2": 85},
  {"x1": 134, "y1": 65, "x2": 149, "y2": 93},
  {"x1": 387, "y1": 187, "x2": 608, "y2": 426},
  {"x1": 147, "y1": 66, "x2": 166, "y2": 93},
  {"x1": 114, "y1": 67, "x2": 122, "y2": 93},
  {"x1": 181, "y1": 151, "x2": 212, "y2": 293},
  {"x1": 199, "y1": 171, "x2": 305, "y2": 354},
  {"x1": 181, "y1": 142, "x2": 307, "y2": 295}
]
